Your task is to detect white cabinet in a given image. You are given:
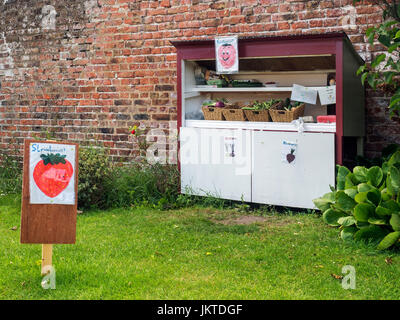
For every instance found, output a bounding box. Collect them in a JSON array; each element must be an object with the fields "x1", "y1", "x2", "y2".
[
  {"x1": 180, "y1": 127, "x2": 252, "y2": 202},
  {"x1": 252, "y1": 131, "x2": 335, "y2": 209},
  {"x1": 180, "y1": 128, "x2": 335, "y2": 209}
]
